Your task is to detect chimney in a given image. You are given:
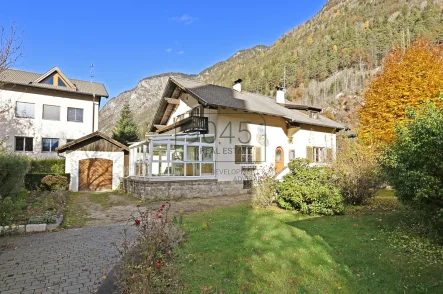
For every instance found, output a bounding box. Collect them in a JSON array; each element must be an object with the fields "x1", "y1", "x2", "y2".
[
  {"x1": 275, "y1": 86, "x2": 285, "y2": 104},
  {"x1": 233, "y1": 79, "x2": 242, "y2": 92}
]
